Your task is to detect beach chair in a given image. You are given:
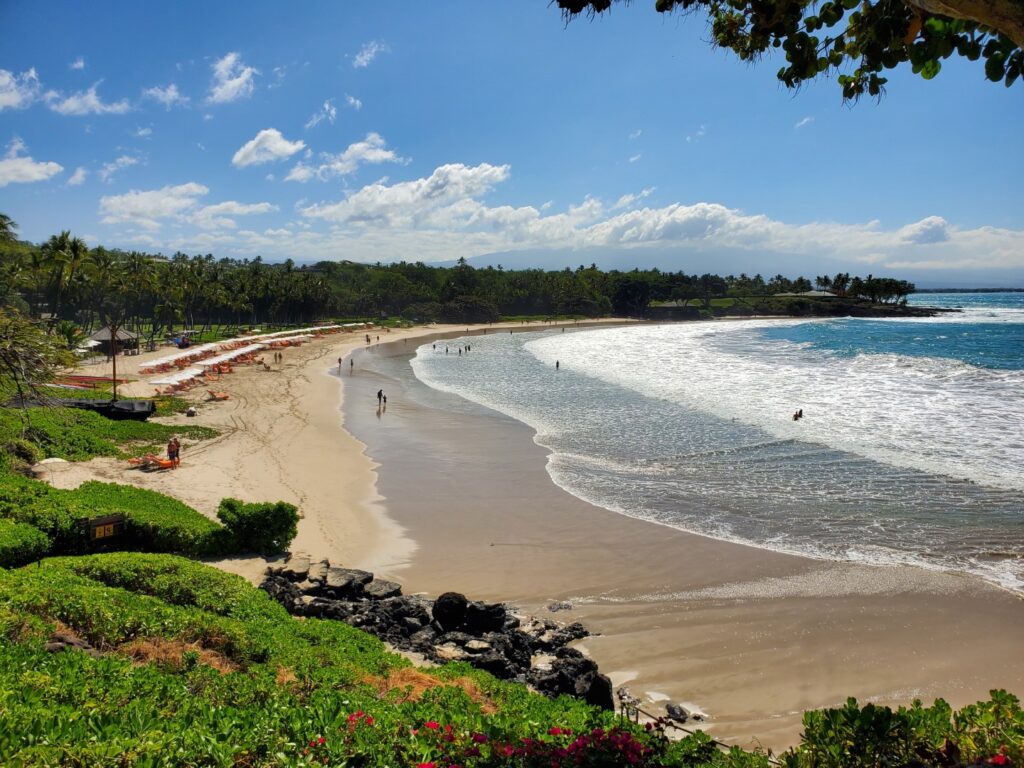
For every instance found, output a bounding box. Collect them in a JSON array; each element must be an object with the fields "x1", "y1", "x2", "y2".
[{"x1": 207, "y1": 390, "x2": 229, "y2": 401}]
